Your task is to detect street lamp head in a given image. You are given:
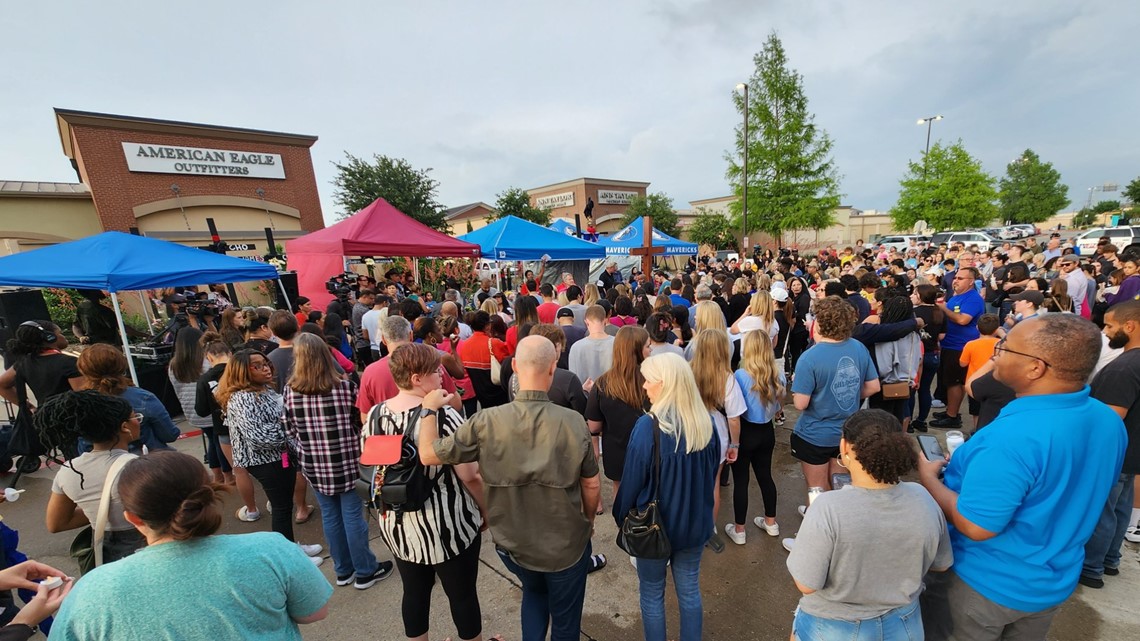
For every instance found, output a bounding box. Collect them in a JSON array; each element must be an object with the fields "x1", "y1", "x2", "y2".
[
  {"x1": 736, "y1": 83, "x2": 748, "y2": 91},
  {"x1": 917, "y1": 115, "x2": 945, "y2": 125},
  {"x1": 916, "y1": 119, "x2": 925, "y2": 125},
  {"x1": 934, "y1": 115, "x2": 943, "y2": 121}
]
